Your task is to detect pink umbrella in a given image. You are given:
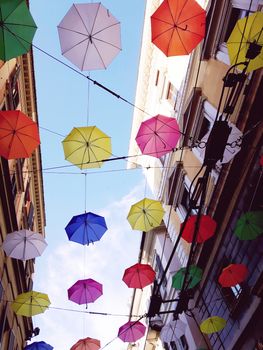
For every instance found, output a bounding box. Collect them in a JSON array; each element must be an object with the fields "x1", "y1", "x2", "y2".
[
  {"x1": 68, "y1": 278, "x2": 103, "y2": 307},
  {"x1": 118, "y1": 321, "x2": 146, "y2": 342},
  {"x1": 70, "y1": 337, "x2": 100, "y2": 350},
  {"x1": 135, "y1": 115, "x2": 181, "y2": 158}
]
